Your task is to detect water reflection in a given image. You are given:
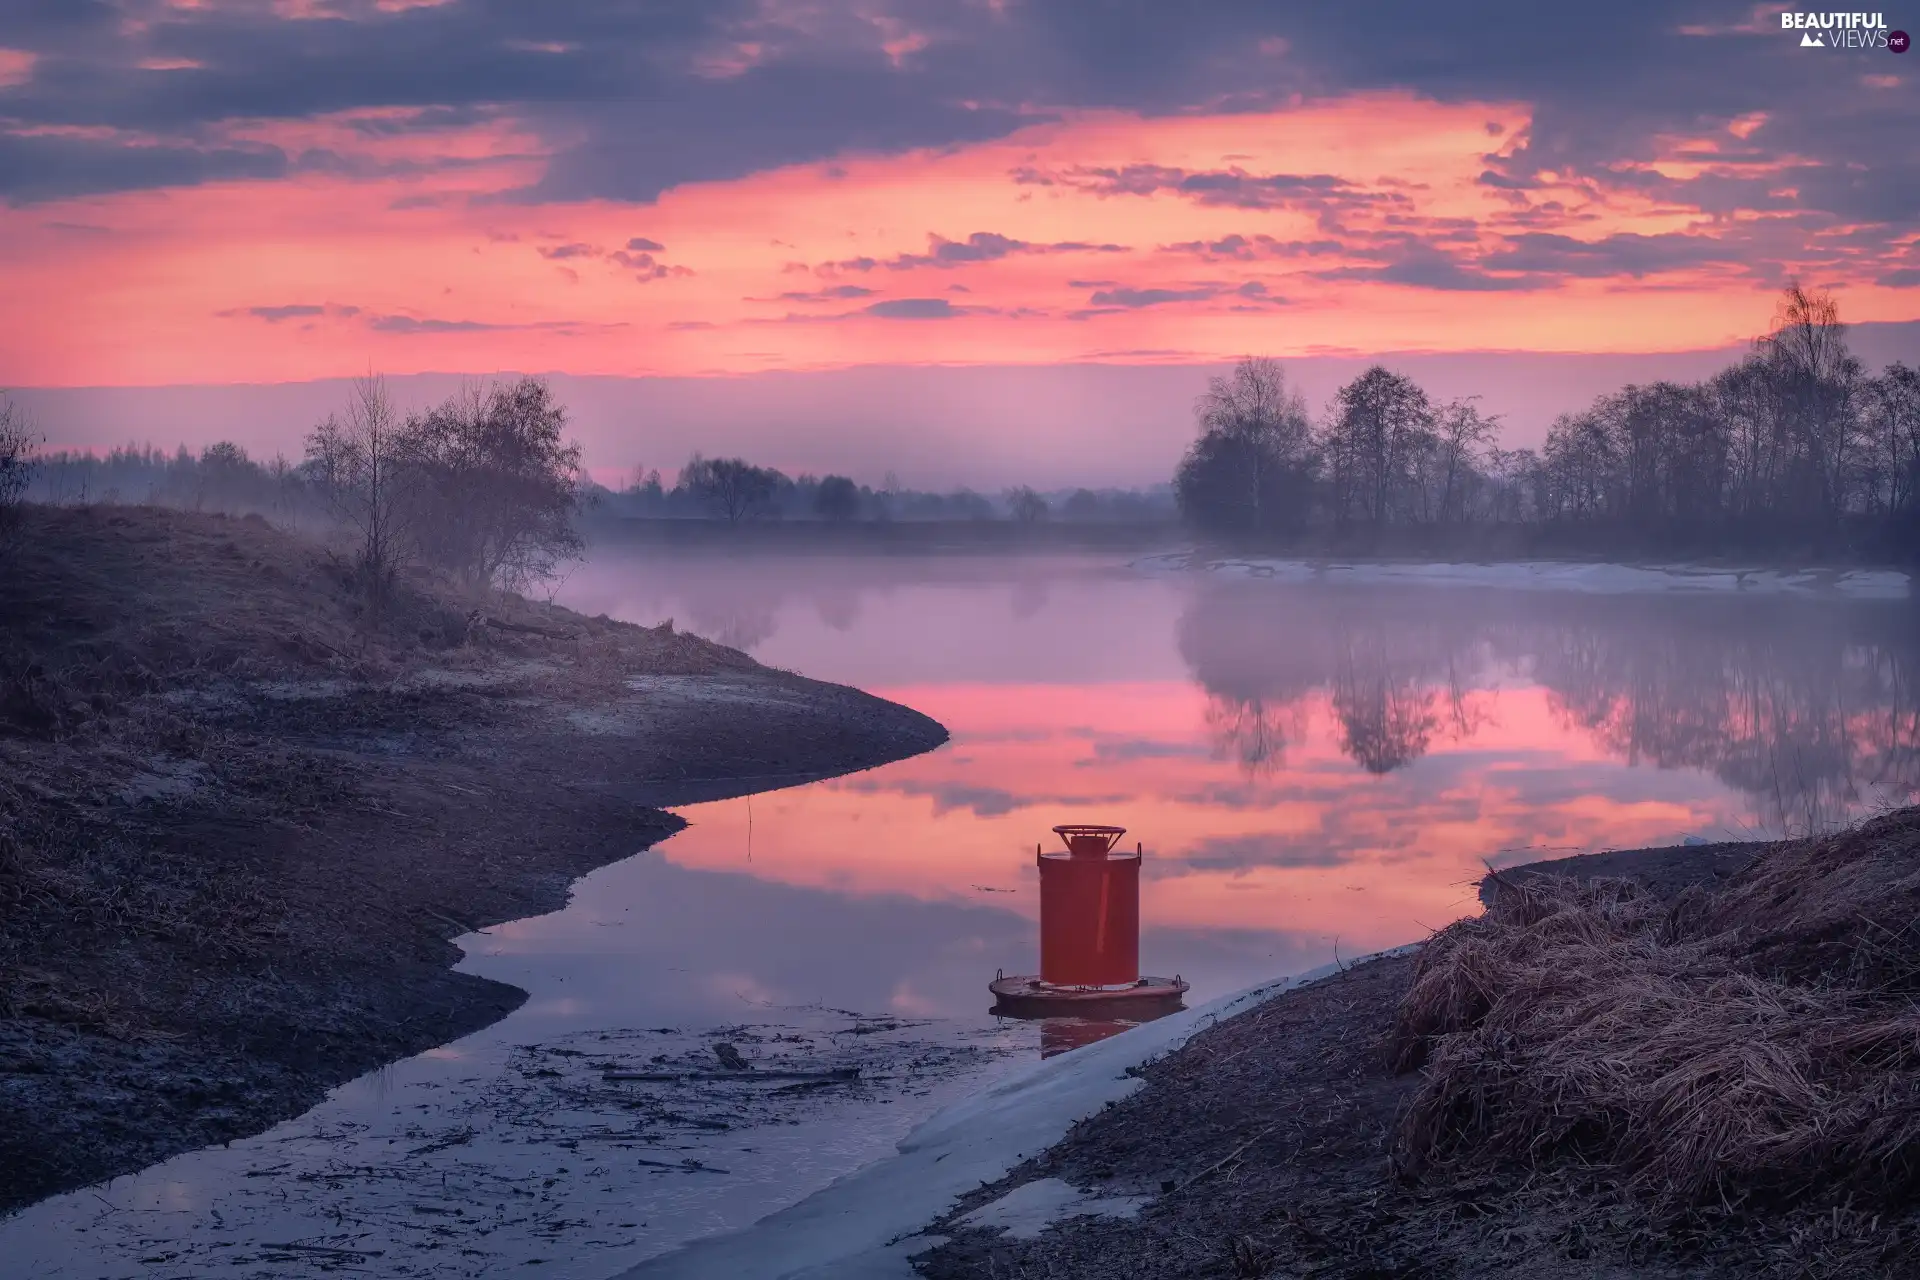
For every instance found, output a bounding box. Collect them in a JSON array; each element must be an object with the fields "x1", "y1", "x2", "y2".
[
  {"x1": 1178, "y1": 583, "x2": 1920, "y2": 834},
  {"x1": 1039, "y1": 1019, "x2": 1143, "y2": 1058}
]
